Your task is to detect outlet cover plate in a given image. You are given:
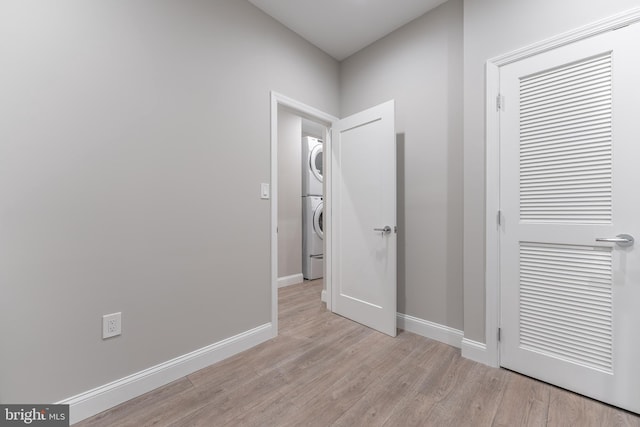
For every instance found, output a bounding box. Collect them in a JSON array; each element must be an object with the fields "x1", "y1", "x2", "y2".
[{"x1": 102, "y1": 312, "x2": 122, "y2": 339}]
